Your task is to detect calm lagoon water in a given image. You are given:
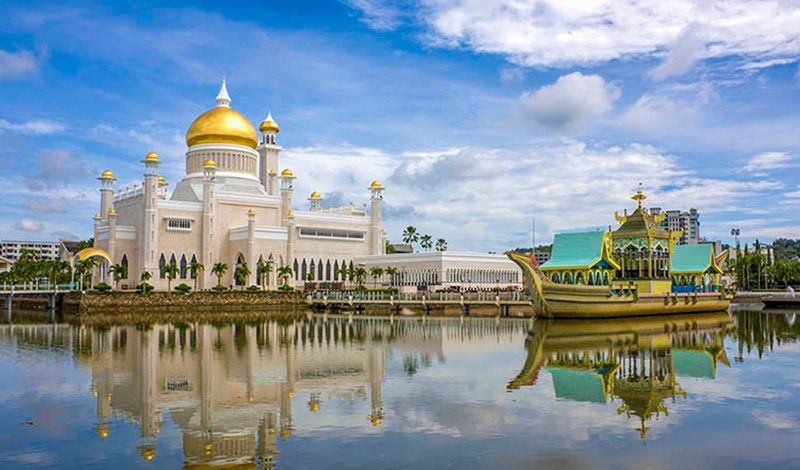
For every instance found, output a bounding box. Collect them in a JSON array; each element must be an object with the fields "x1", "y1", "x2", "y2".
[{"x1": 0, "y1": 308, "x2": 799, "y2": 469}]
